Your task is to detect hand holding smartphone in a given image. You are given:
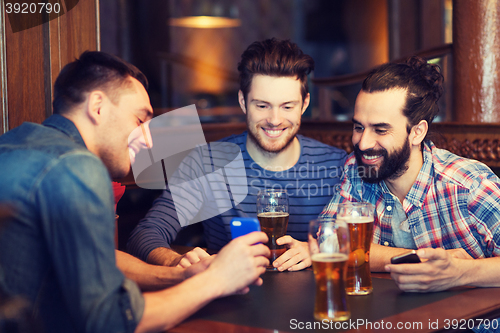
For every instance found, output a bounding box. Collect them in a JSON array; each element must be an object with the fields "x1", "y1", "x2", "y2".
[
  {"x1": 390, "y1": 250, "x2": 421, "y2": 264},
  {"x1": 230, "y1": 217, "x2": 261, "y2": 239}
]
